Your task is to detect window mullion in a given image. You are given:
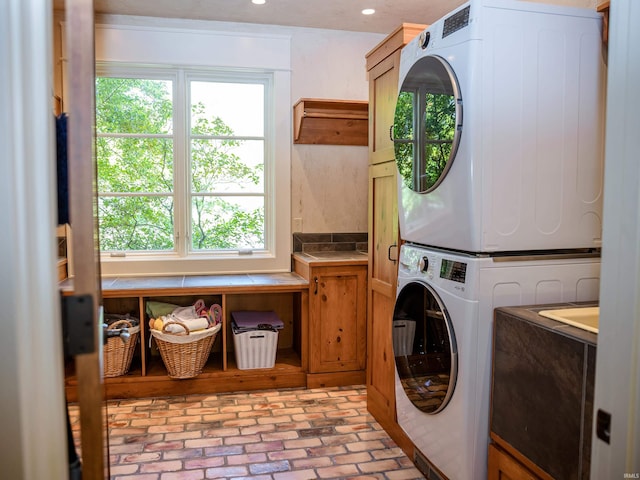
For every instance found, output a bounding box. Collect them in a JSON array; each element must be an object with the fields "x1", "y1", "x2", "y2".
[{"x1": 173, "y1": 70, "x2": 189, "y2": 257}]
